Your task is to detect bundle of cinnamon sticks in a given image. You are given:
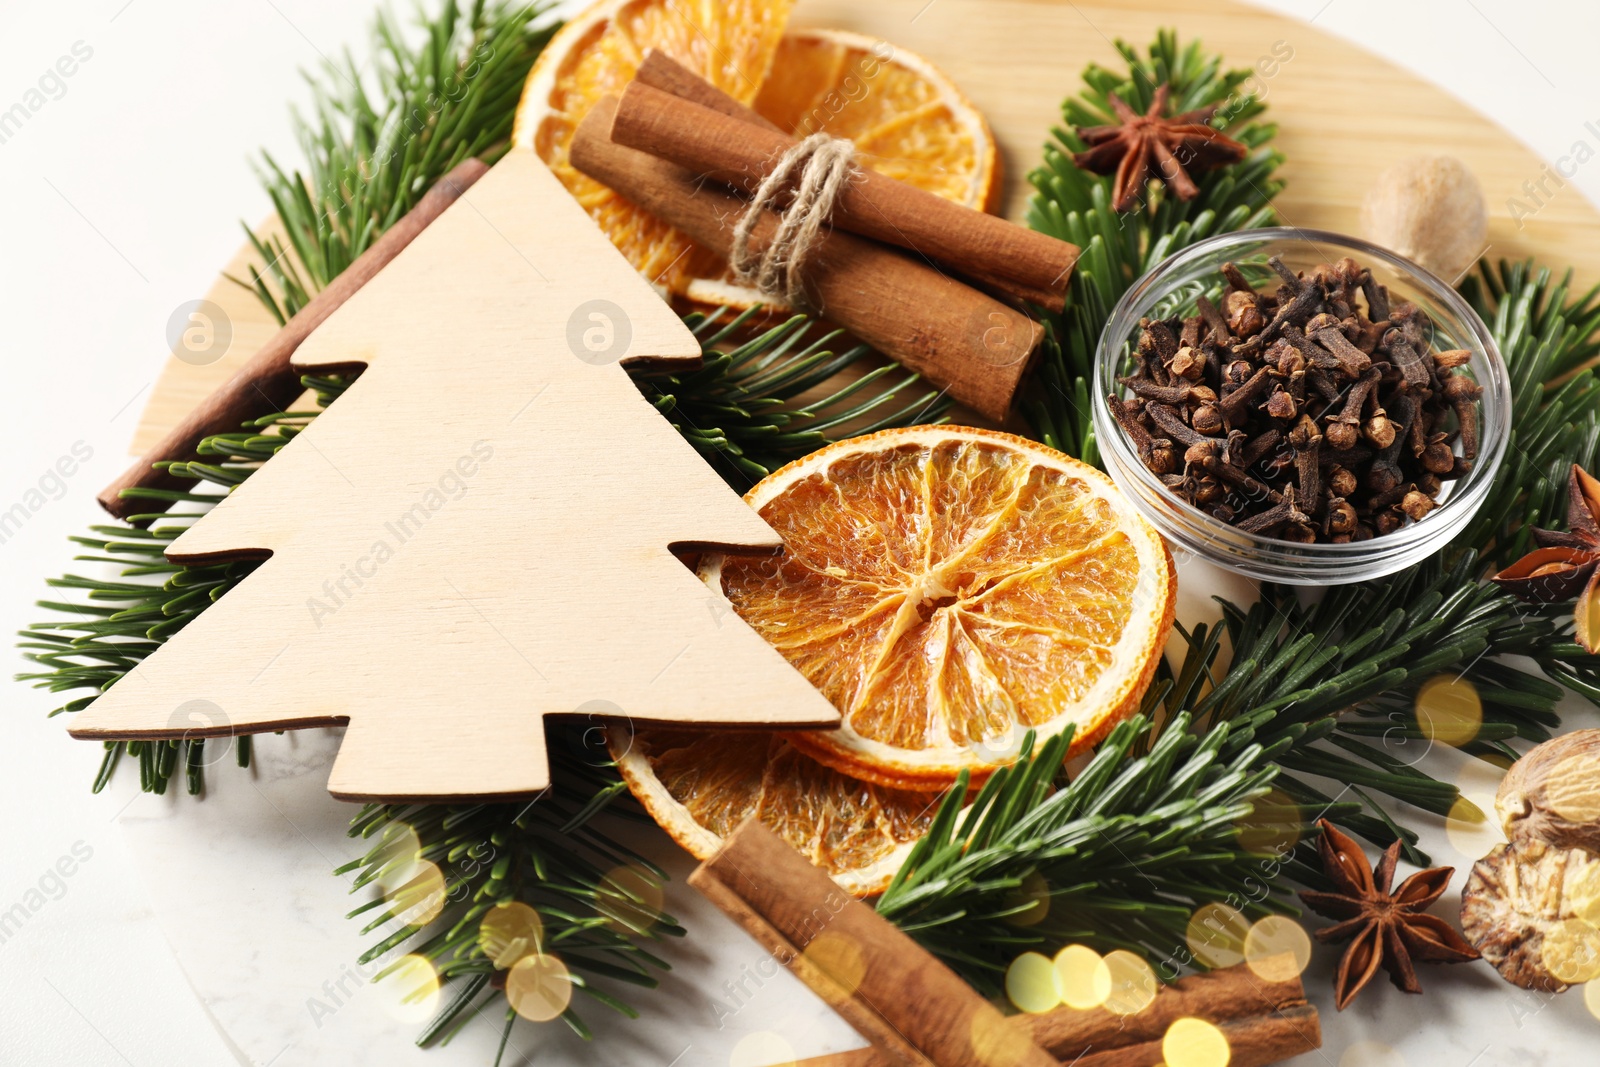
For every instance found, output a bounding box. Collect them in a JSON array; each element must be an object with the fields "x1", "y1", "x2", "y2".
[
  {"x1": 569, "y1": 51, "x2": 1081, "y2": 423},
  {"x1": 695, "y1": 821, "x2": 1322, "y2": 1067}
]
